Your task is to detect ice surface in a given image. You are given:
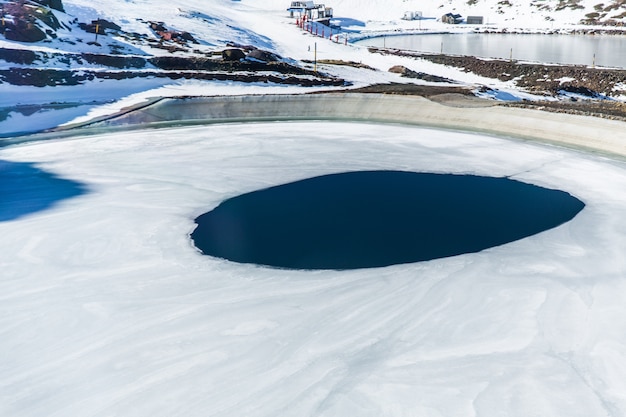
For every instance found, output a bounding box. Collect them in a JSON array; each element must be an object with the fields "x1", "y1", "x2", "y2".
[
  {"x1": 2, "y1": 122, "x2": 626, "y2": 416},
  {"x1": 2, "y1": 1, "x2": 626, "y2": 415}
]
